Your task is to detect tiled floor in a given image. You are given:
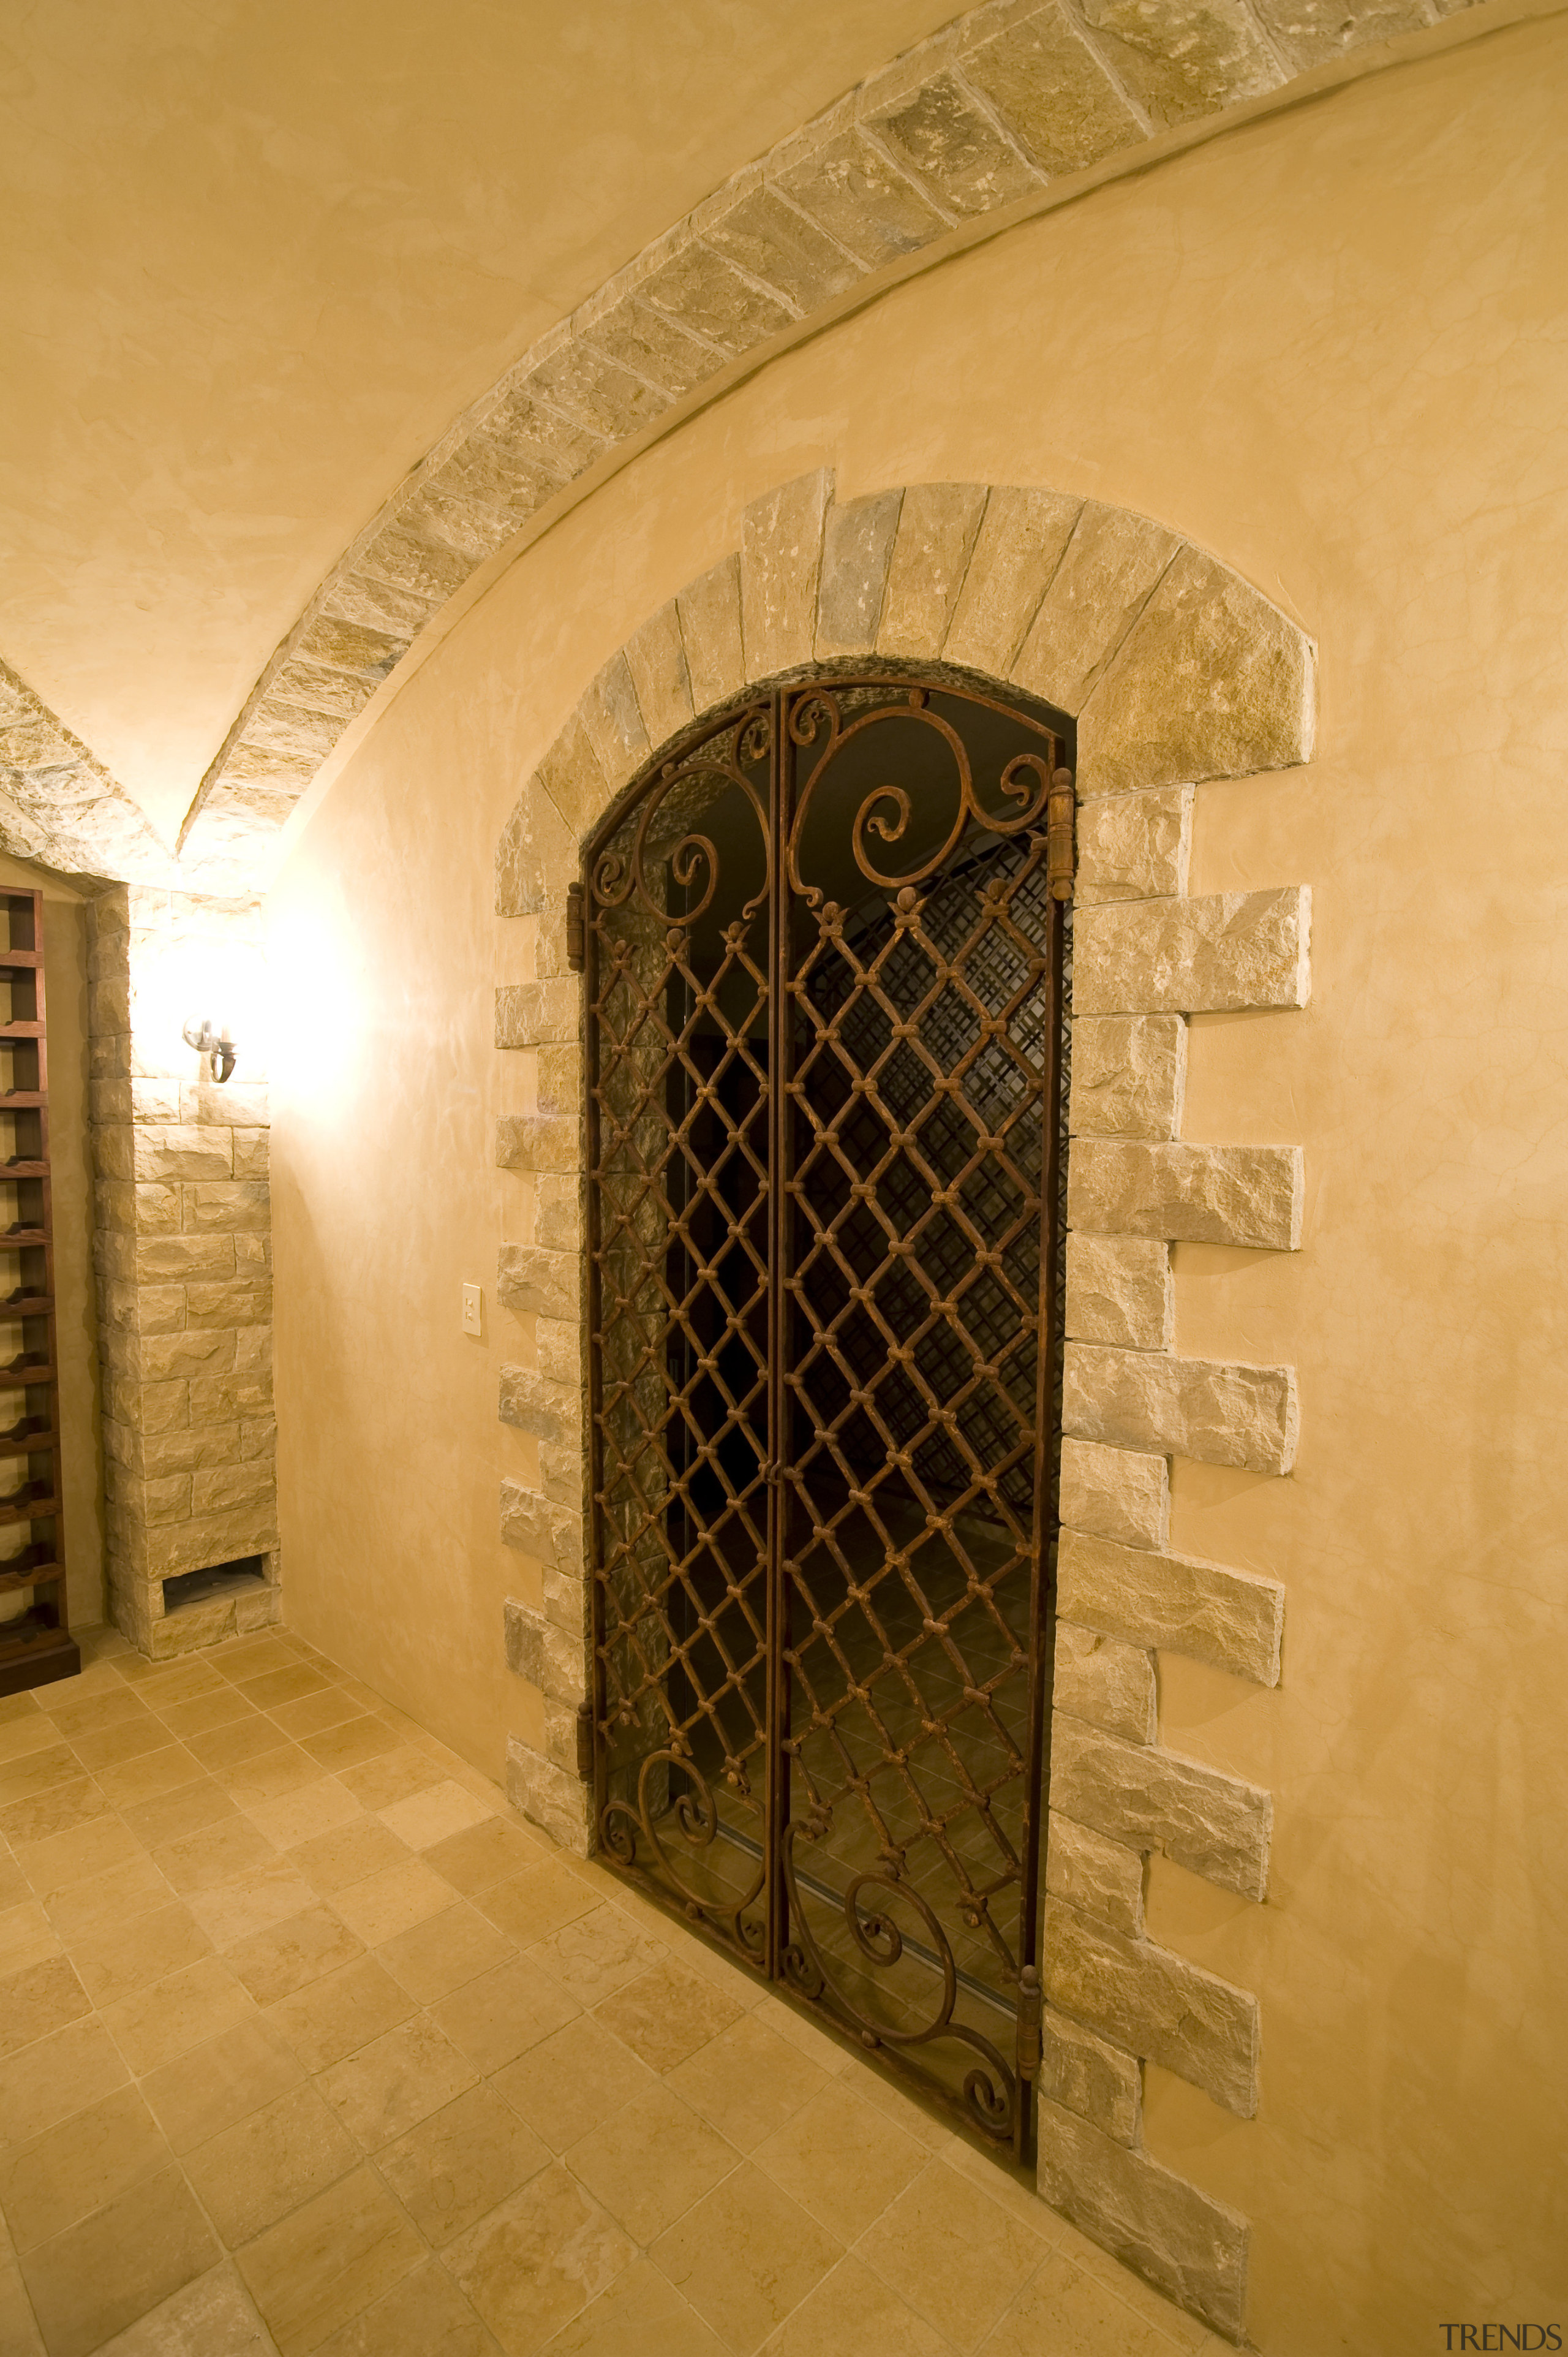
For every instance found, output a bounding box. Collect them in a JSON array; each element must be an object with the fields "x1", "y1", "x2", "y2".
[{"x1": 0, "y1": 1625, "x2": 1230, "y2": 2357}]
